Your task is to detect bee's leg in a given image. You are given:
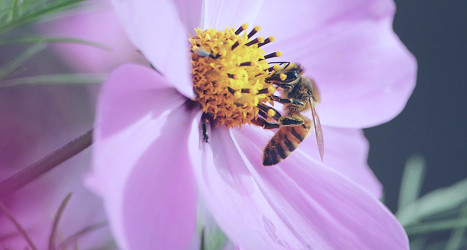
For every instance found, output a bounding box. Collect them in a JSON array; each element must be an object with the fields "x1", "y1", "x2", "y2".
[
  {"x1": 201, "y1": 113, "x2": 211, "y2": 143},
  {"x1": 256, "y1": 105, "x2": 303, "y2": 128},
  {"x1": 252, "y1": 117, "x2": 280, "y2": 129},
  {"x1": 278, "y1": 116, "x2": 304, "y2": 126},
  {"x1": 258, "y1": 104, "x2": 282, "y2": 121},
  {"x1": 271, "y1": 95, "x2": 304, "y2": 106}
]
